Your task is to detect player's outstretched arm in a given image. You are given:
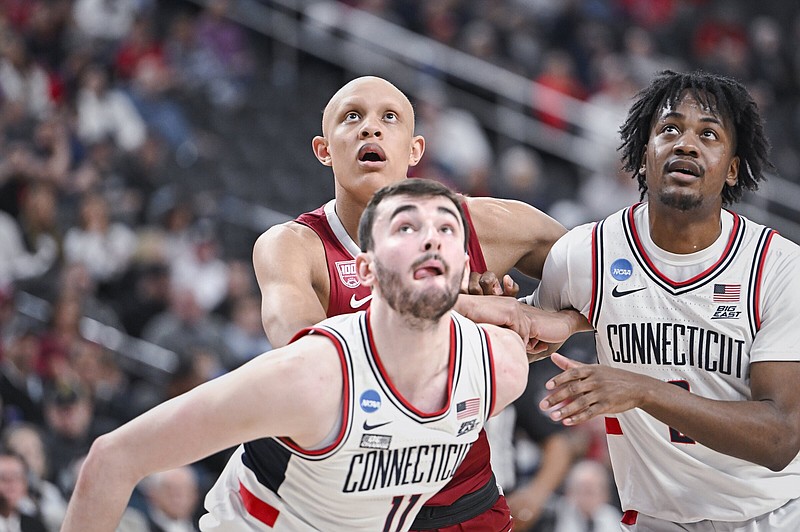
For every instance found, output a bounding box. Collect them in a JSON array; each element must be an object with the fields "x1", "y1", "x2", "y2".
[
  {"x1": 253, "y1": 223, "x2": 330, "y2": 347},
  {"x1": 540, "y1": 354, "x2": 800, "y2": 470},
  {"x1": 62, "y1": 335, "x2": 344, "y2": 531},
  {"x1": 465, "y1": 196, "x2": 567, "y2": 280},
  {"x1": 457, "y1": 295, "x2": 589, "y2": 360}
]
